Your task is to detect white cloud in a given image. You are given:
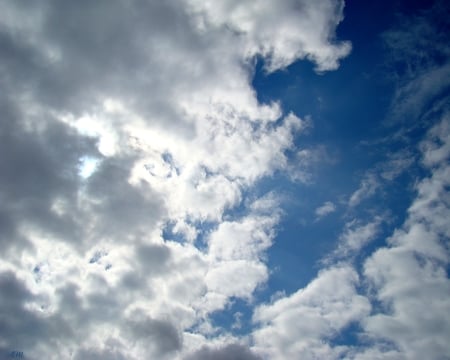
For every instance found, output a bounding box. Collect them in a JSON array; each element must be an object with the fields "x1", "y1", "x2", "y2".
[
  {"x1": 389, "y1": 64, "x2": 450, "y2": 124},
  {"x1": 420, "y1": 114, "x2": 450, "y2": 168},
  {"x1": 348, "y1": 149, "x2": 415, "y2": 207},
  {"x1": 184, "y1": 0, "x2": 351, "y2": 72},
  {"x1": 184, "y1": 343, "x2": 261, "y2": 360},
  {"x1": 1, "y1": 1, "x2": 449, "y2": 358},
  {"x1": 331, "y1": 217, "x2": 382, "y2": 260},
  {"x1": 202, "y1": 198, "x2": 282, "y2": 311},
  {"x1": 315, "y1": 201, "x2": 337, "y2": 219},
  {"x1": 348, "y1": 173, "x2": 380, "y2": 207}
]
